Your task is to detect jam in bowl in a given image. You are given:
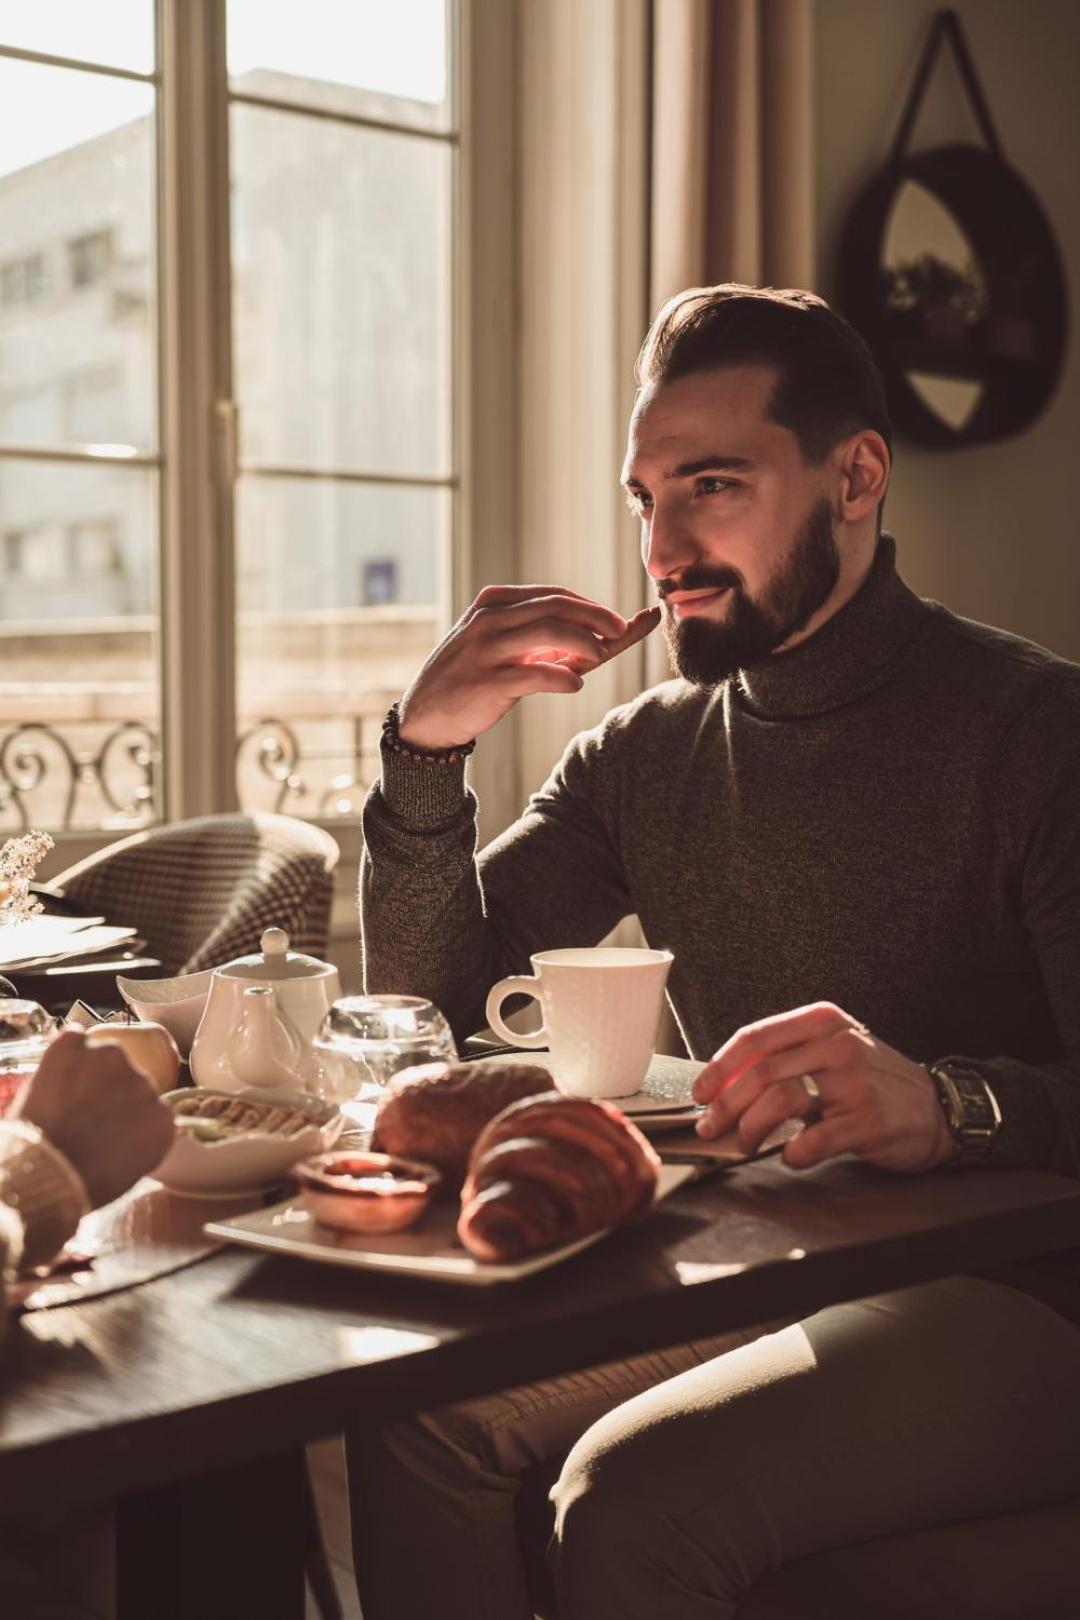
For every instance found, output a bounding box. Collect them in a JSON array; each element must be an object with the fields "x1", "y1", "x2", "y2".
[{"x1": 295, "y1": 1151, "x2": 442, "y2": 1234}]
